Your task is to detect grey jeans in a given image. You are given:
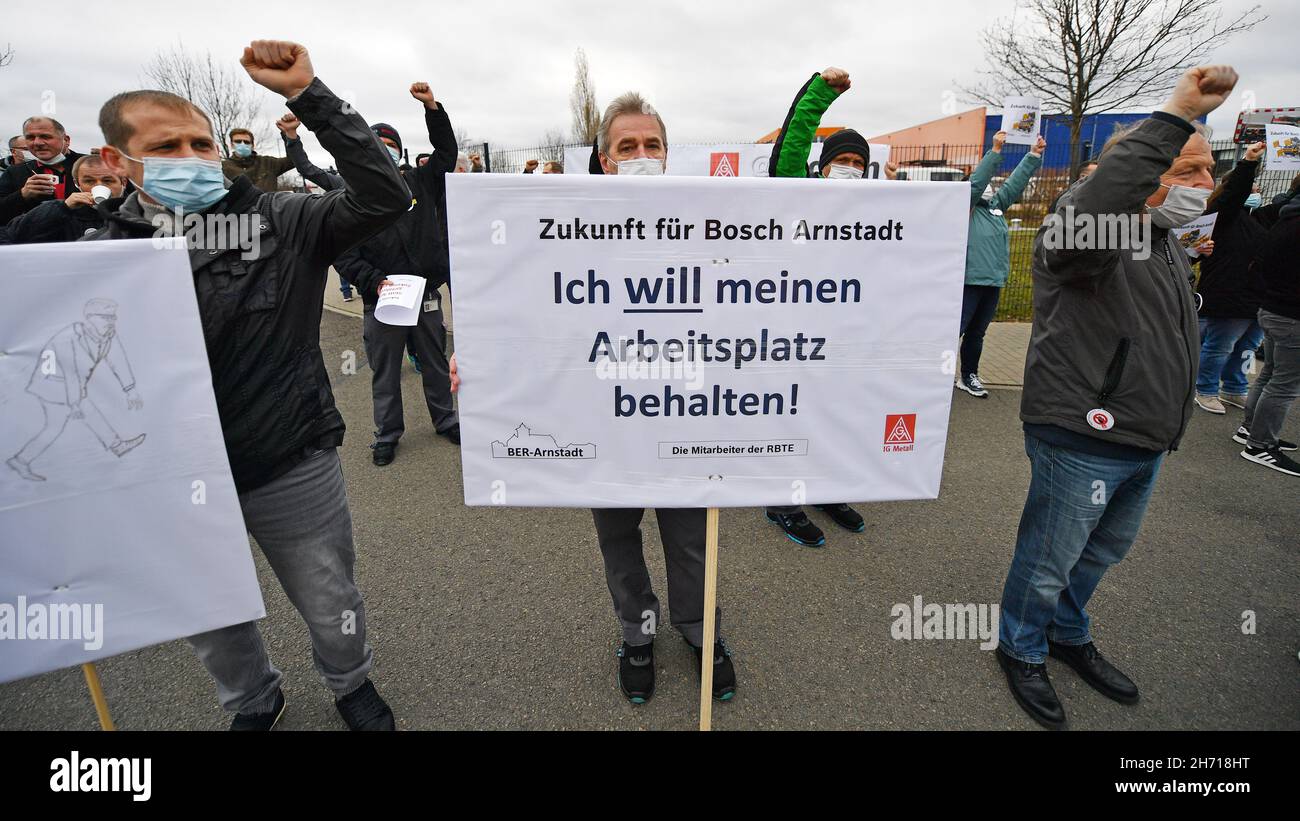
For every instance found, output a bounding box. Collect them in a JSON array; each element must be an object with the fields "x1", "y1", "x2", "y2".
[
  {"x1": 1244, "y1": 309, "x2": 1300, "y2": 450},
  {"x1": 592, "y1": 507, "x2": 711, "y2": 647},
  {"x1": 363, "y1": 301, "x2": 457, "y2": 443},
  {"x1": 186, "y1": 447, "x2": 373, "y2": 714}
]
